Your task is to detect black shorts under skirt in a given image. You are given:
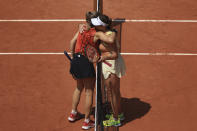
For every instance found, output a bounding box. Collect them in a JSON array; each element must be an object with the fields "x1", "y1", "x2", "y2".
[{"x1": 70, "y1": 53, "x2": 96, "y2": 79}]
